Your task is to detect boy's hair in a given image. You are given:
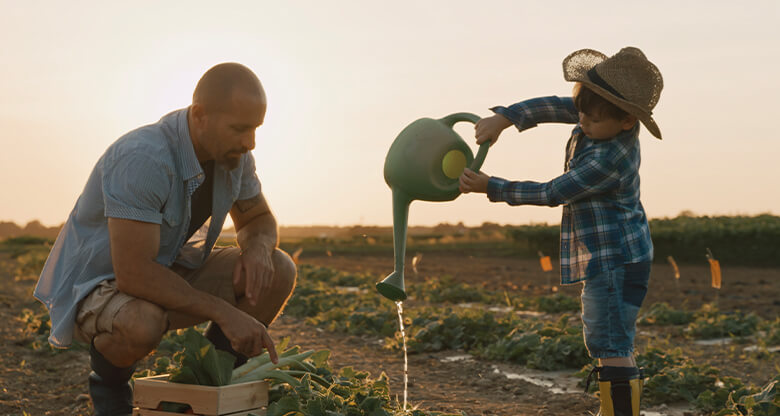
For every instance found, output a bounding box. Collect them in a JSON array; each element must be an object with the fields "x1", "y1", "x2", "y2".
[{"x1": 573, "y1": 82, "x2": 630, "y2": 120}]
